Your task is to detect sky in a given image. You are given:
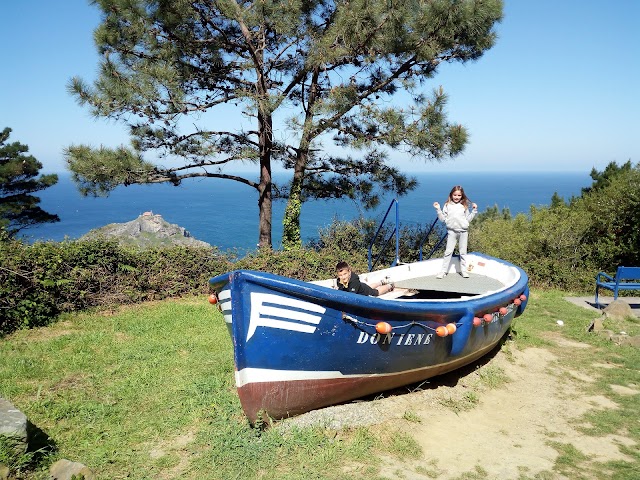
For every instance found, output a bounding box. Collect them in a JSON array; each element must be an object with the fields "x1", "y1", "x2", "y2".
[{"x1": 1, "y1": 0, "x2": 639, "y2": 175}]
